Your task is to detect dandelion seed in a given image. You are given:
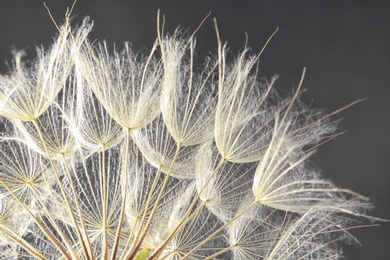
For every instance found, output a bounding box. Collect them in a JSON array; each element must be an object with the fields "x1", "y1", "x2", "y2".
[
  {"x1": 78, "y1": 41, "x2": 163, "y2": 131},
  {"x1": 159, "y1": 32, "x2": 218, "y2": 146},
  {"x1": 215, "y1": 46, "x2": 279, "y2": 163},
  {"x1": 0, "y1": 18, "x2": 91, "y2": 122},
  {"x1": 132, "y1": 115, "x2": 198, "y2": 179},
  {"x1": 73, "y1": 72, "x2": 125, "y2": 154}
]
